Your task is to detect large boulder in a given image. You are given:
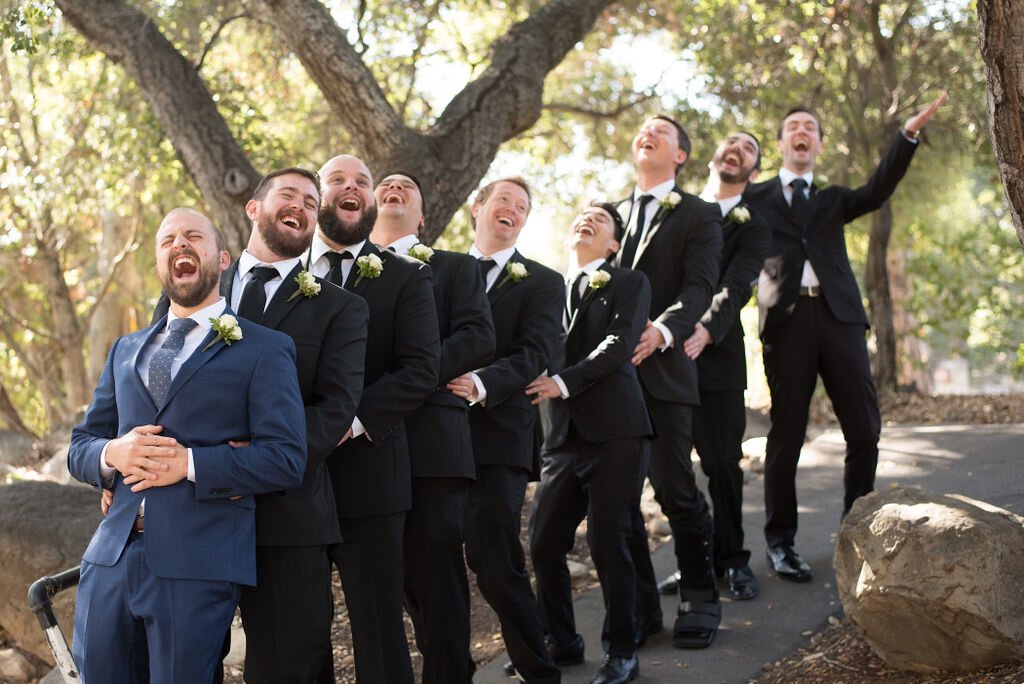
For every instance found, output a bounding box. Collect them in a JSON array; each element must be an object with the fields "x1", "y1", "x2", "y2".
[
  {"x1": 834, "y1": 486, "x2": 1024, "y2": 672},
  {"x1": 0, "y1": 481, "x2": 102, "y2": 664}
]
